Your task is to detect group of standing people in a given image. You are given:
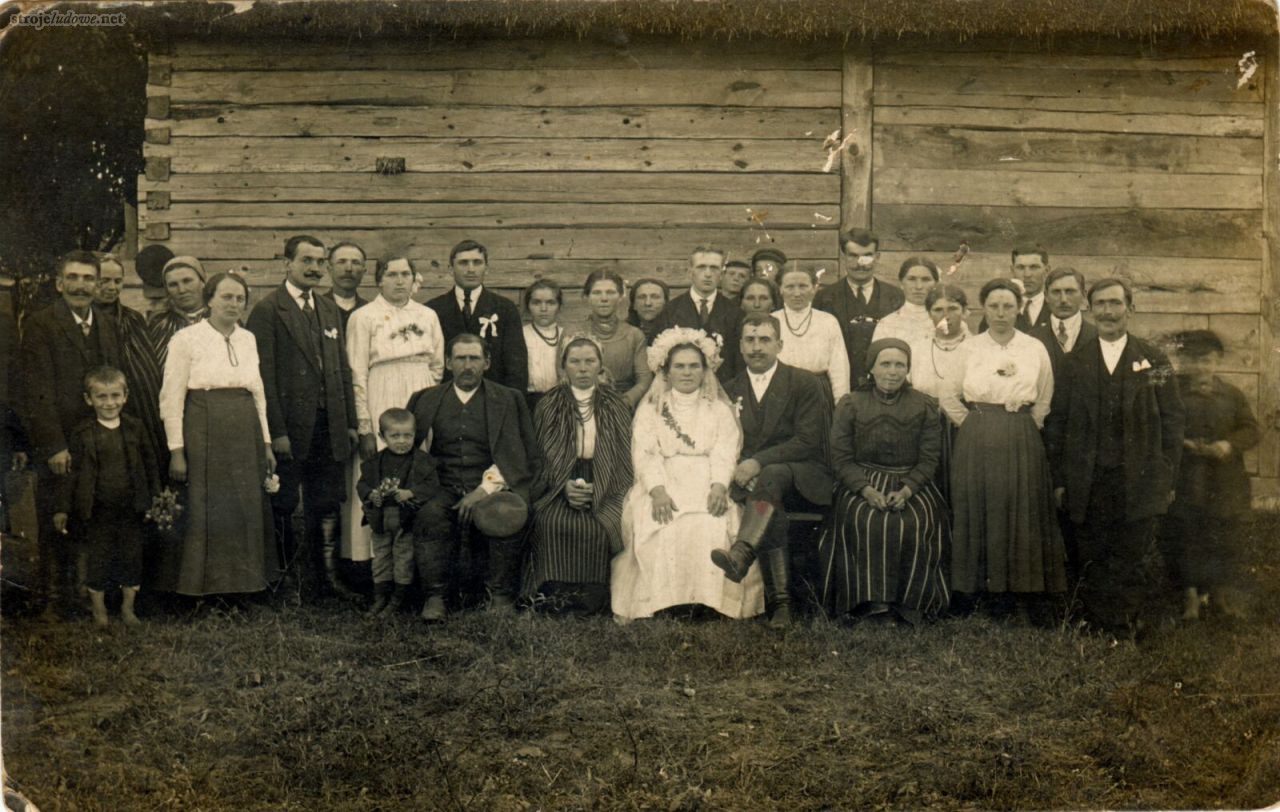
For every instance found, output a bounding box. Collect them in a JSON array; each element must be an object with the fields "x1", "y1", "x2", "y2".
[{"x1": 6, "y1": 228, "x2": 1259, "y2": 635}]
